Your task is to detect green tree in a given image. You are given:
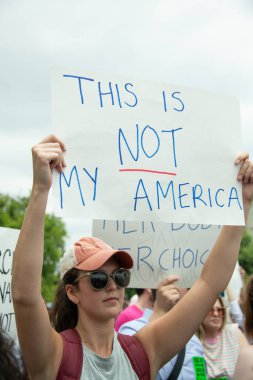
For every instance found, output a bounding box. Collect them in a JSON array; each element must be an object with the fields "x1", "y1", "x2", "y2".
[
  {"x1": 0, "y1": 193, "x2": 67, "y2": 302},
  {"x1": 239, "y1": 228, "x2": 253, "y2": 276},
  {"x1": 0, "y1": 194, "x2": 28, "y2": 228}
]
